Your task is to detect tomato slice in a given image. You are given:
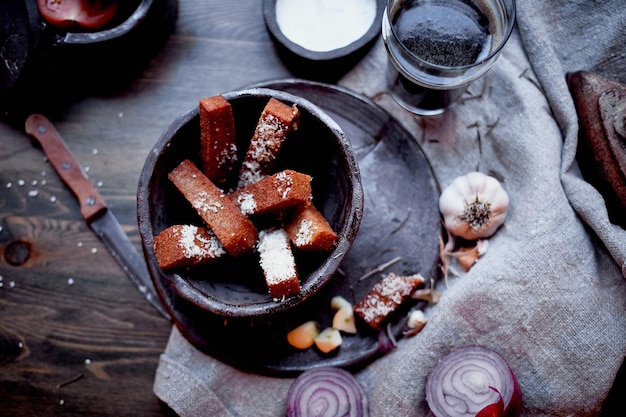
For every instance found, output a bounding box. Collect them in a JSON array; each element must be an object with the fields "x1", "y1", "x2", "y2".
[
  {"x1": 75, "y1": 0, "x2": 119, "y2": 29},
  {"x1": 37, "y1": 0, "x2": 119, "y2": 30}
]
